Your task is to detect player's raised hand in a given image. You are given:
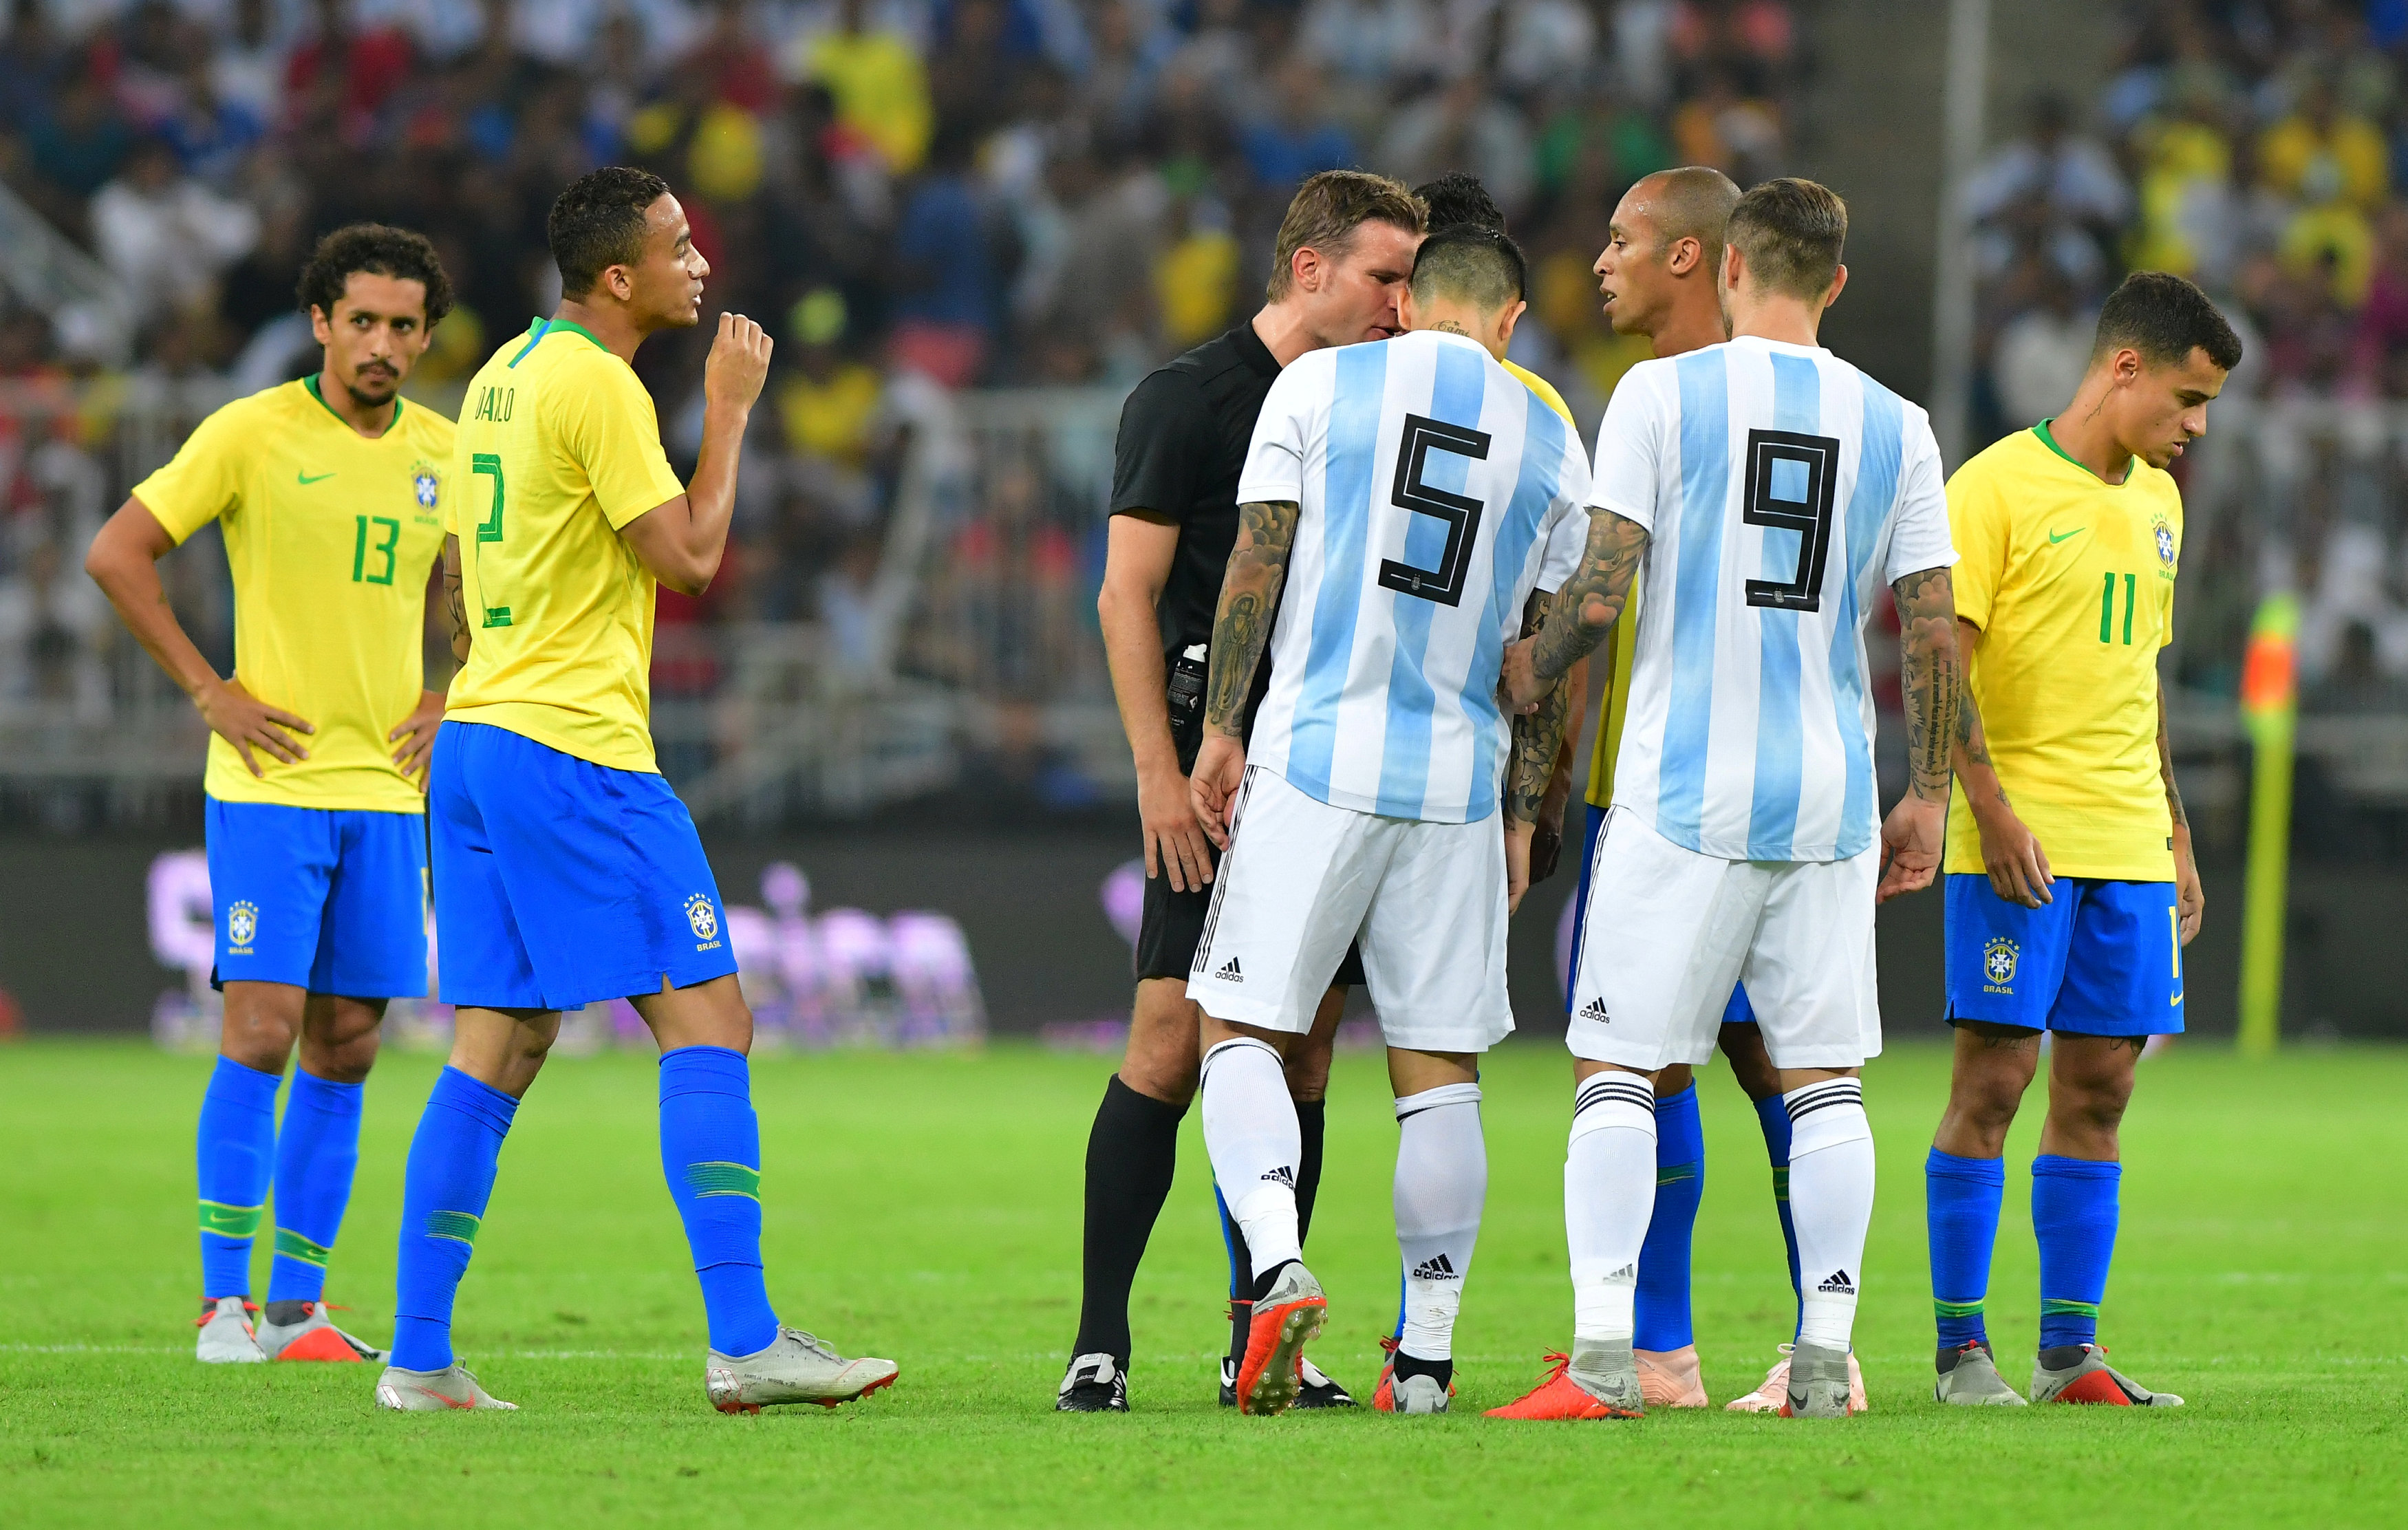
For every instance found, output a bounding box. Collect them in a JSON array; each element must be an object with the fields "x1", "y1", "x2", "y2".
[
  {"x1": 1497, "y1": 636, "x2": 1544, "y2": 715},
  {"x1": 1970, "y1": 793, "x2": 2052, "y2": 907},
  {"x1": 704, "y1": 311, "x2": 773, "y2": 412},
  {"x1": 197, "y1": 676, "x2": 312, "y2": 776},
  {"x1": 388, "y1": 688, "x2": 447, "y2": 787},
  {"x1": 1189, "y1": 733, "x2": 1247, "y2": 850},
  {"x1": 1141, "y1": 759, "x2": 1216, "y2": 890},
  {"x1": 1875, "y1": 792, "x2": 1946, "y2": 903}
]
